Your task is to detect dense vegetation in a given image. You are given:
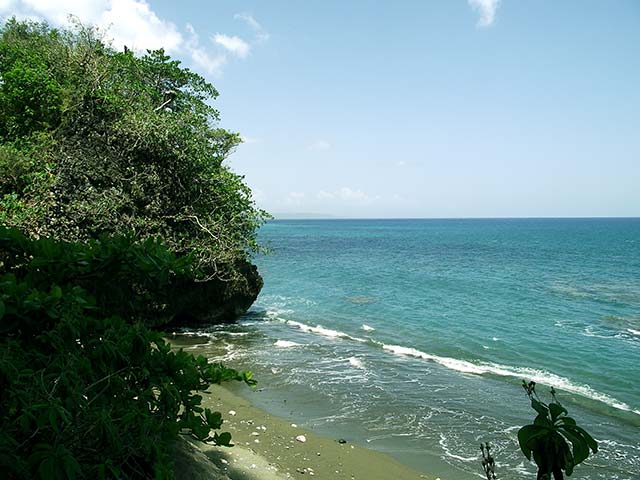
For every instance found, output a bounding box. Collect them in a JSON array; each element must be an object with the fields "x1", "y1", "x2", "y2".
[
  {"x1": 0, "y1": 227, "x2": 256, "y2": 478},
  {"x1": 0, "y1": 19, "x2": 268, "y2": 323},
  {"x1": 0, "y1": 18, "x2": 265, "y2": 479}
]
